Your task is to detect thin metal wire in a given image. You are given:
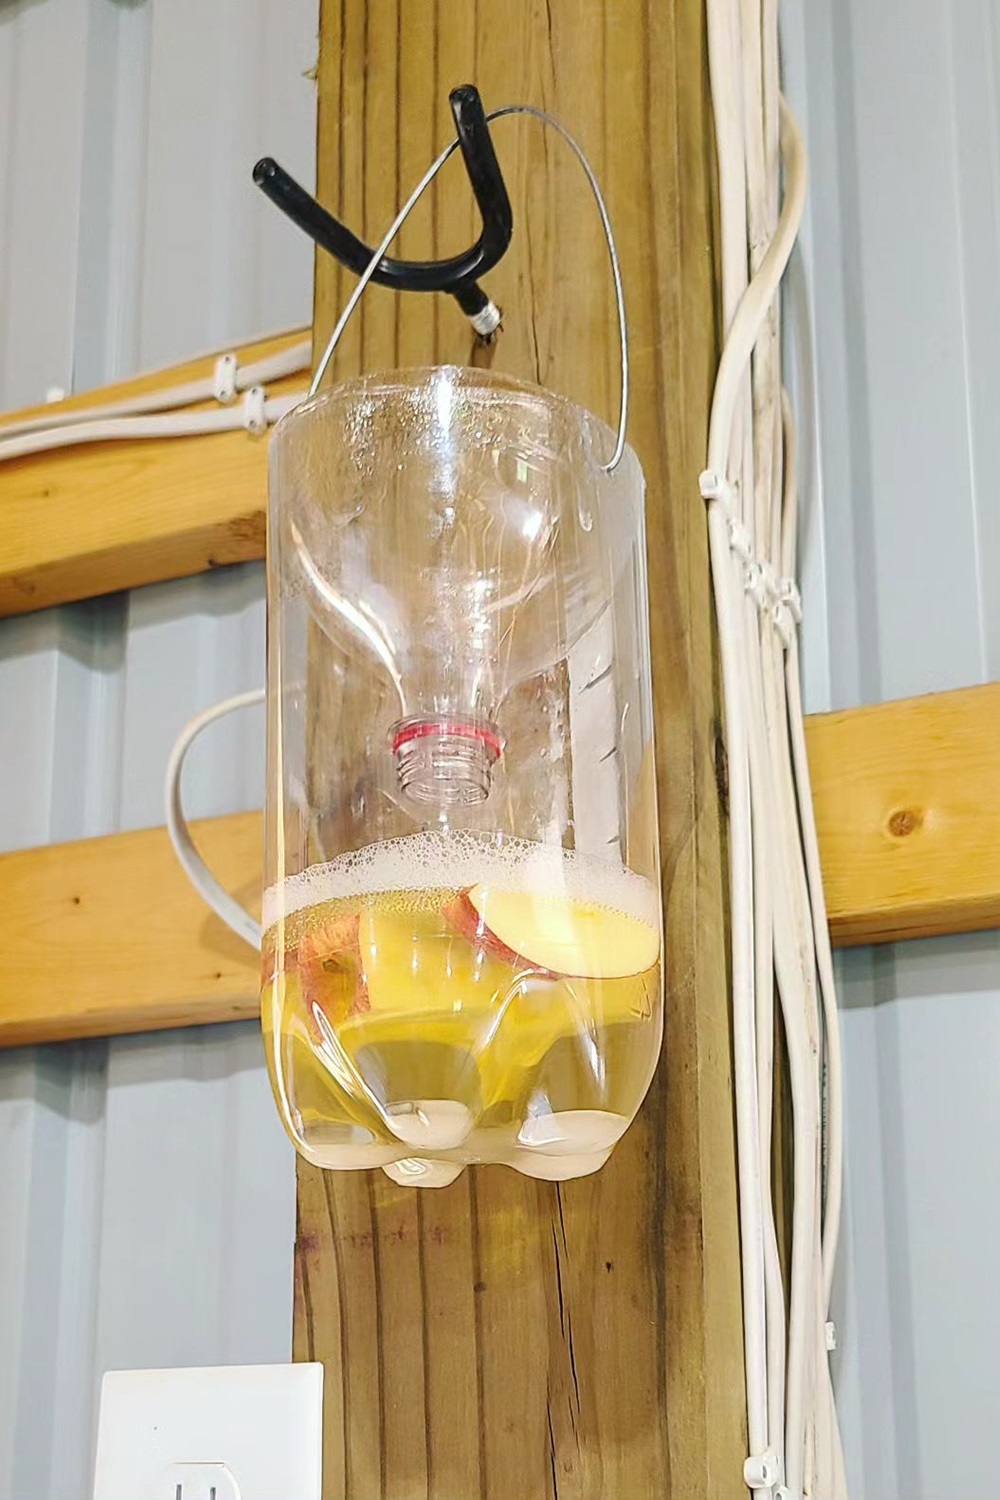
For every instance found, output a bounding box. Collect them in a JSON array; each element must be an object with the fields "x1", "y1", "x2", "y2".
[{"x1": 309, "y1": 104, "x2": 630, "y2": 473}]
